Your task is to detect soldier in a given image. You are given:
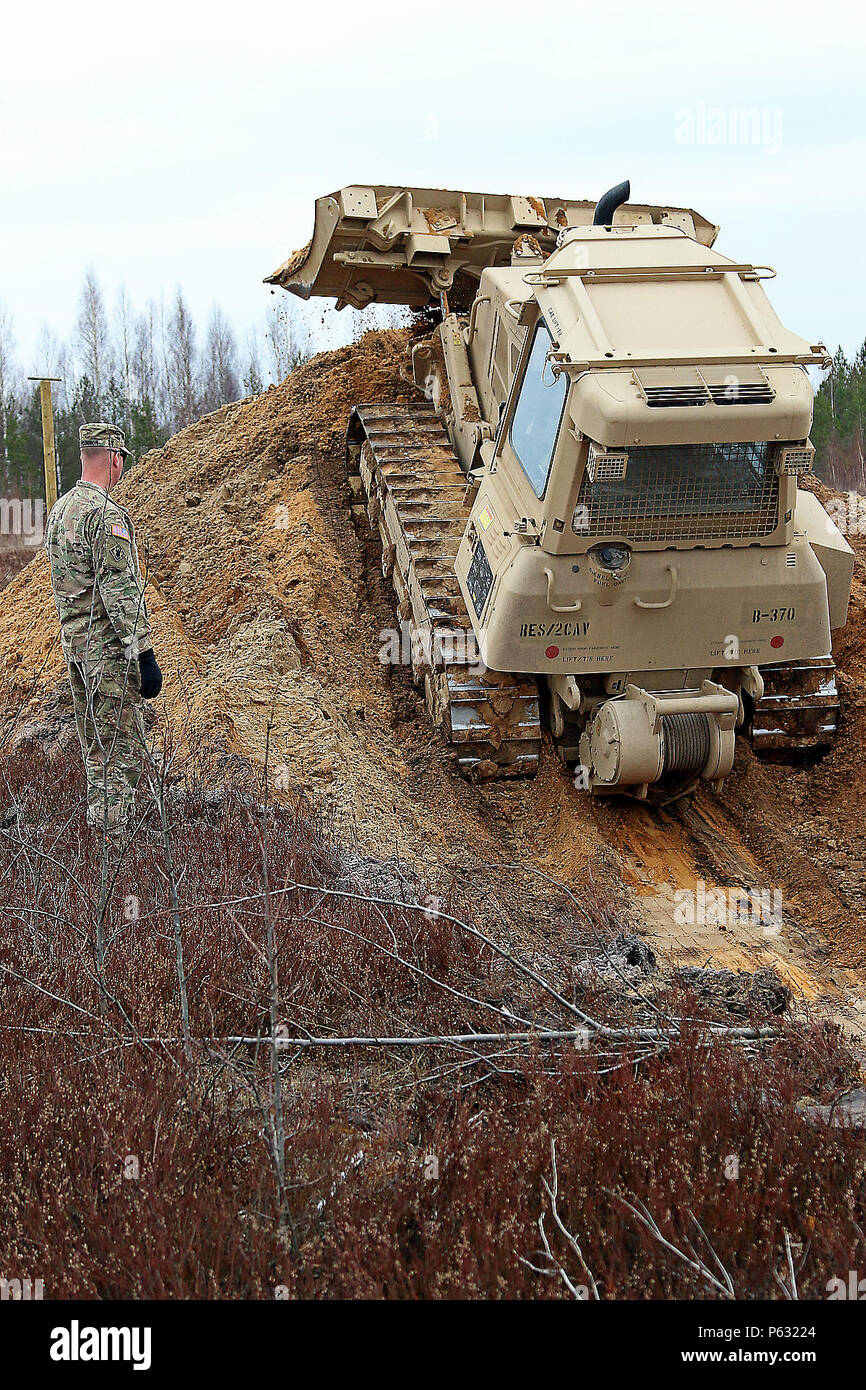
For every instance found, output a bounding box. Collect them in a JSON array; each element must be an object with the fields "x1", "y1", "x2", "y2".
[{"x1": 45, "y1": 422, "x2": 163, "y2": 840}]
